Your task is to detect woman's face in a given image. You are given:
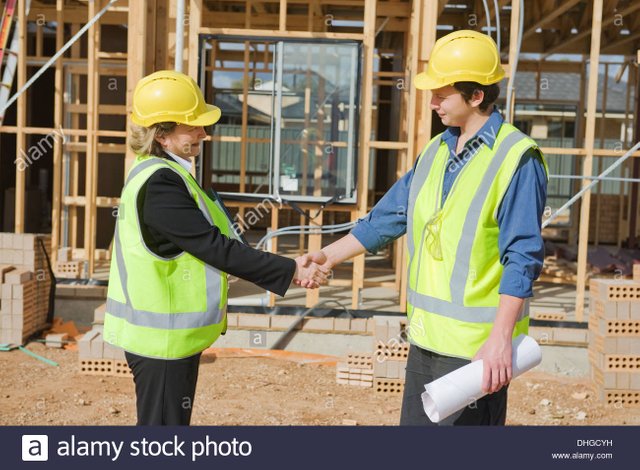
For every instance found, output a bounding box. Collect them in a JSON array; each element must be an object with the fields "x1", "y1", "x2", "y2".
[{"x1": 155, "y1": 124, "x2": 207, "y2": 159}]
